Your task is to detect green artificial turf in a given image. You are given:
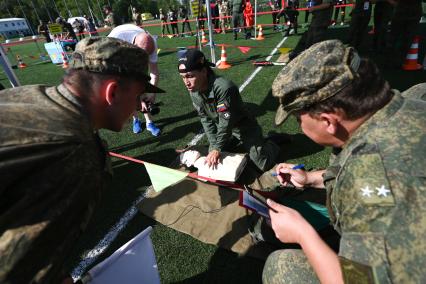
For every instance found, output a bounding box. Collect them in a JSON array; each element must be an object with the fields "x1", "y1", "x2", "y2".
[{"x1": 1, "y1": 15, "x2": 425, "y2": 284}]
